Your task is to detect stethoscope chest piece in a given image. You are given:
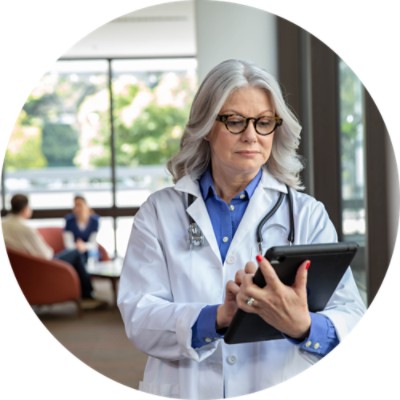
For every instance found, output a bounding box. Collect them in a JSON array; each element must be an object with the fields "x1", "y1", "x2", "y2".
[
  {"x1": 187, "y1": 193, "x2": 205, "y2": 249},
  {"x1": 188, "y1": 222, "x2": 205, "y2": 249}
]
